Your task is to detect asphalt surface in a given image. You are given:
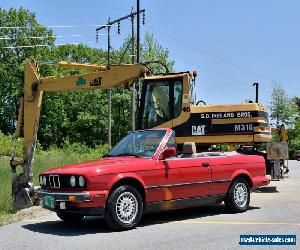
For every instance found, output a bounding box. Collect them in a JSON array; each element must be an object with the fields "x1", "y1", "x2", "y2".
[{"x1": 1, "y1": 161, "x2": 299, "y2": 250}]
